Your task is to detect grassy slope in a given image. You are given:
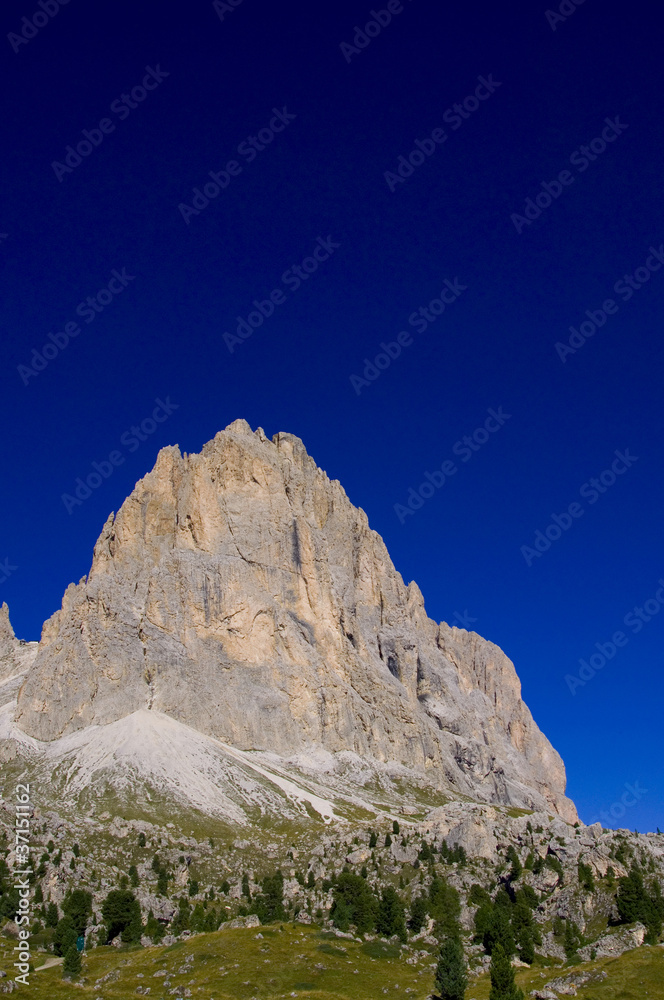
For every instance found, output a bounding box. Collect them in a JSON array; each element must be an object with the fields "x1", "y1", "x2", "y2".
[{"x1": 2, "y1": 926, "x2": 663, "y2": 999}]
